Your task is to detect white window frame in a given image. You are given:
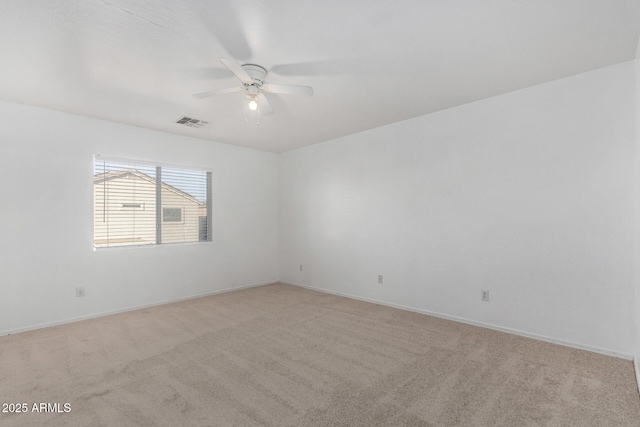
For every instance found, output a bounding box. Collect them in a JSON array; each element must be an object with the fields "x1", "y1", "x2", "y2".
[{"x1": 93, "y1": 155, "x2": 212, "y2": 249}]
